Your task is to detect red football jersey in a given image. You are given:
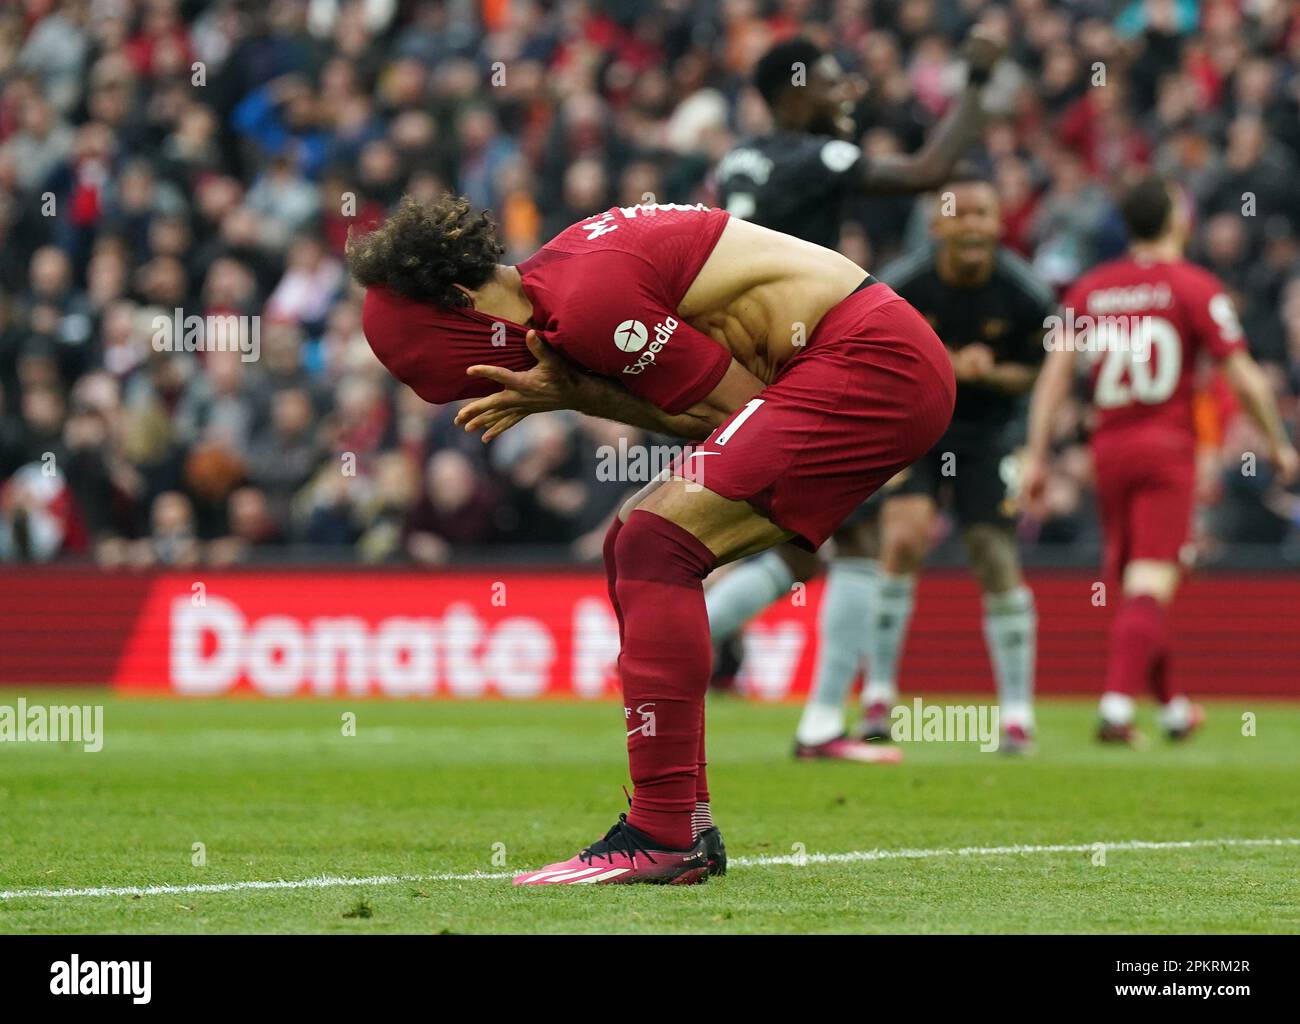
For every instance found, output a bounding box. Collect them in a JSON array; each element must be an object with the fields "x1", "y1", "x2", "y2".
[
  {"x1": 361, "y1": 204, "x2": 734, "y2": 414},
  {"x1": 1062, "y1": 256, "x2": 1246, "y2": 447},
  {"x1": 518, "y1": 203, "x2": 733, "y2": 413}
]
